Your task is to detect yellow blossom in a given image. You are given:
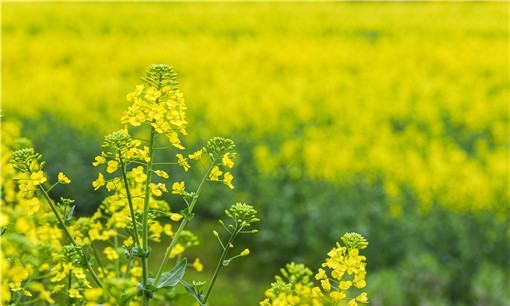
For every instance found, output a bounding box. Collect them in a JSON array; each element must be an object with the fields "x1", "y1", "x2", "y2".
[
  {"x1": 57, "y1": 172, "x2": 71, "y2": 184},
  {"x1": 106, "y1": 160, "x2": 119, "y2": 173},
  {"x1": 356, "y1": 292, "x2": 368, "y2": 303},
  {"x1": 172, "y1": 181, "x2": 185, "y2": 195},
  {"x1": 176, "y1": 154, "x2": 190, "y2": 172},
  {"x1": 223, "y1": 172, "x2": 234, "y2": 189},
  {"x1": 92, "y1": 155, "x2": 106, "y2": 167},
  {"x1": 84, "y1": 288, "x2": 103, "y2": 301},
  {"x1": 222, "y1": 153, "x2": 234, "y2": 168},
  {"x1": 192, "y1": 258, "x2": 203, "y2": 272},
  {"x1": 188, "y1": 149, "x2": 203, "y2": 160},
  {"x1": 170, "y1": 213, "x2": 183, "y2": 222},
  {"x1": 339, "y1": 280, "x2": 352, "y2": 290},
  {"x1": 347, "y1": 299, "x2": 358, "y2": 306},
  {"x1": 131, "y1": 267, "x2": 143, "y2": 277},
  {"x1": 169, "y1": 243, "x2": 184, "y2": 258},
  {"x1": 330, "y1": 291, "x2": 346, "y2": 301},
  {"x1": 209, "y1": 166, "x2": 222, "y2": 181},
  {"x1": 92, "y1": 173, "x2": 105, "y2": 190},
  {"x1": 320, "y1": 279, "x2": 331, "y2": 292},
  {"x1": 68, "y1": 288, "x2": 82, "y2": 299},
  {"x1": 103, "y1": 247, "x2": 119, "y2": 261},
  {"x1": 163, "y1": 224, "x2": 173, "y2": 236},
  {"x1": 30, "y1": 171, "x2": 47, "y2": 185},
  {"x1": 154, "y1": 170, "x2": 169, "y2": 178}
]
